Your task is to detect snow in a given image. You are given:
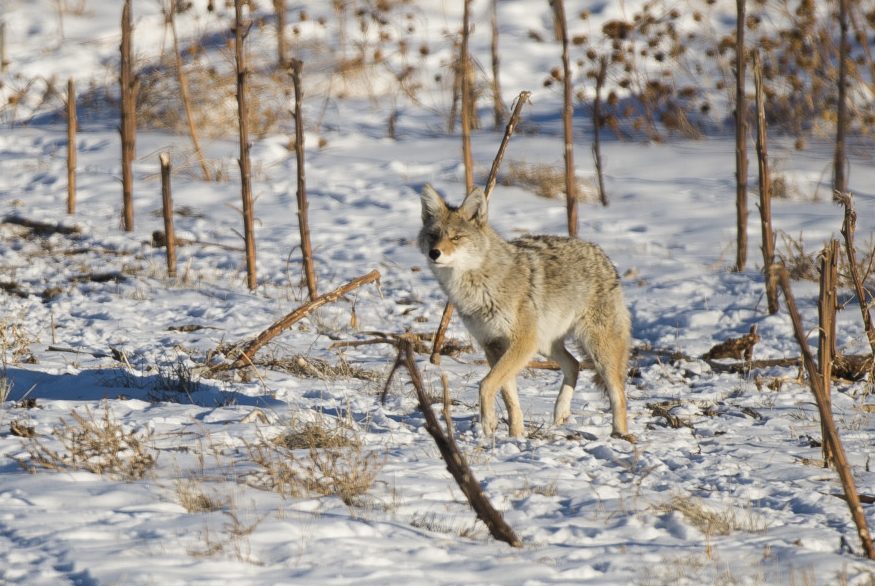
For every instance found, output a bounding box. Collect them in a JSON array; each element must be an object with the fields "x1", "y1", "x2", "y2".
[{"x1": 1, "y1": 0, "x2": 875, "y2": 584}]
